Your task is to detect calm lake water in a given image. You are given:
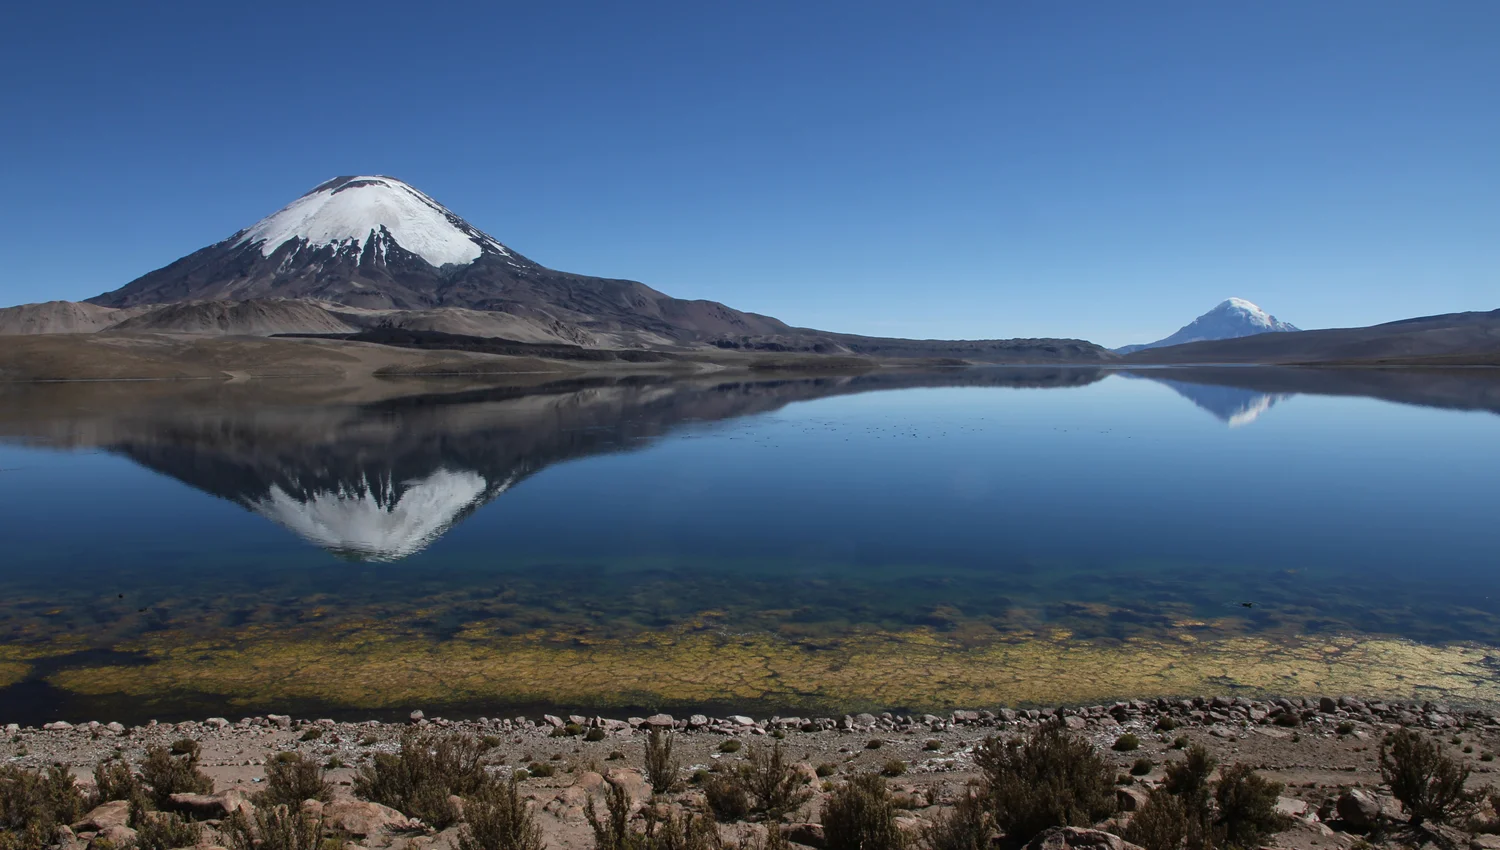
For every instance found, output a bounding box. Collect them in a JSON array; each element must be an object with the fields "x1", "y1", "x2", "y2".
[{"x1": 1, "y1": 366, "x2": 1498, "y2": 725}]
